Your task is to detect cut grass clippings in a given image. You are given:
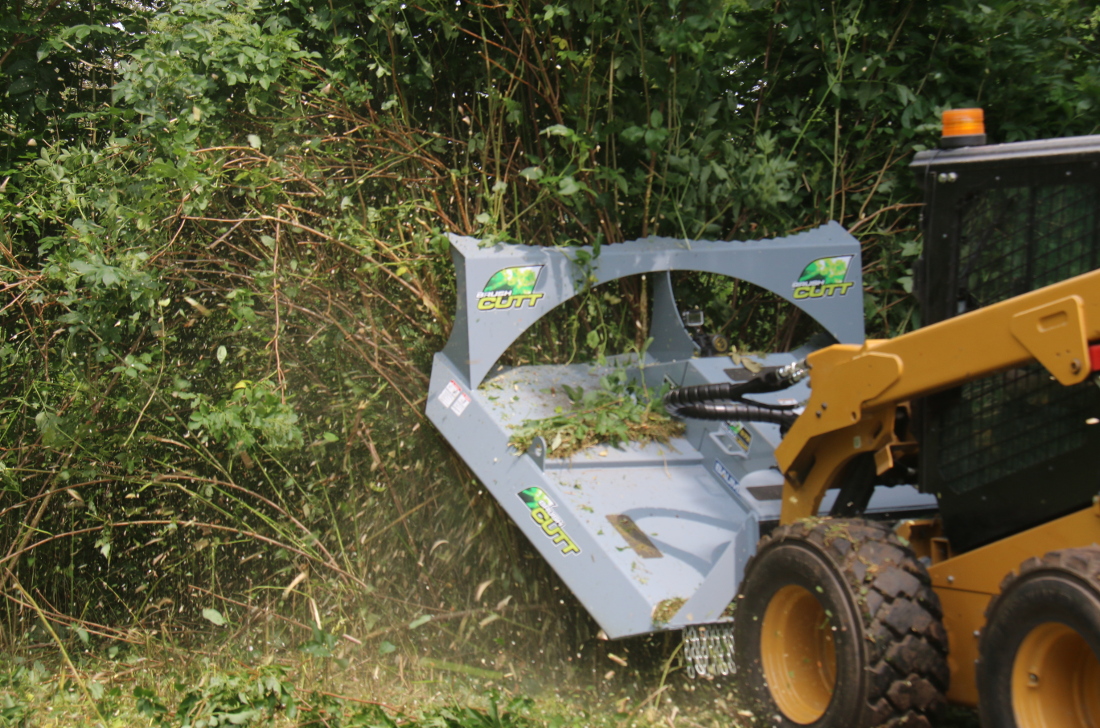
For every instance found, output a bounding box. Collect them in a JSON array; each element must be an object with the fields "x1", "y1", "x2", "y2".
[{"x1": 509, "y1": 372, "x2": 684, "y2": 459}]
